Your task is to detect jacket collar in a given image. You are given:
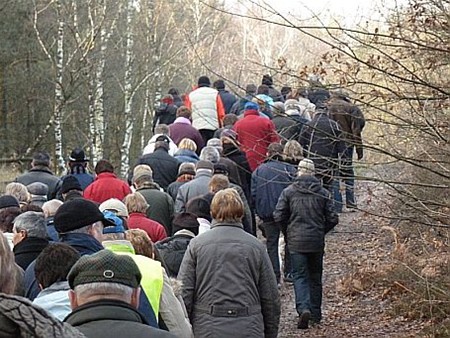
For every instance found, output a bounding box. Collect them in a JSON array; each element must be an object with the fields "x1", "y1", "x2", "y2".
[
  {"x1": 29, "y1": 166, "x2": 54, "y2": 175},
  {"x1": 96, "y1": 172, "x2": 117, "y2": 180},
  {"x1": 13, "y1": 237, "x2": 49, "y2": 254},
  {"x1": 103, "y1": 240, "x2": 136, "y2": 254},
  {"x1": 65, "y1": 299, "x2": 147, "y2": 326},
  {"x1": 173, "y1": 117, "x2": 191, "y2": 125},
  {"x1": 243, "y1": 109, "x2": 259, "y2": 117},
  {"x1": 211, "y1": 220, "x2": 244, "y2": 229},
  {"x1": 59, "y1": 233, "x2": 104, "y2": 255},
  {"x1": 194, "y1": 170, "x2": 213, "y2": 178},
  {"x1": 173, "y1": 229, "x2": 196, "y2": 238}
]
